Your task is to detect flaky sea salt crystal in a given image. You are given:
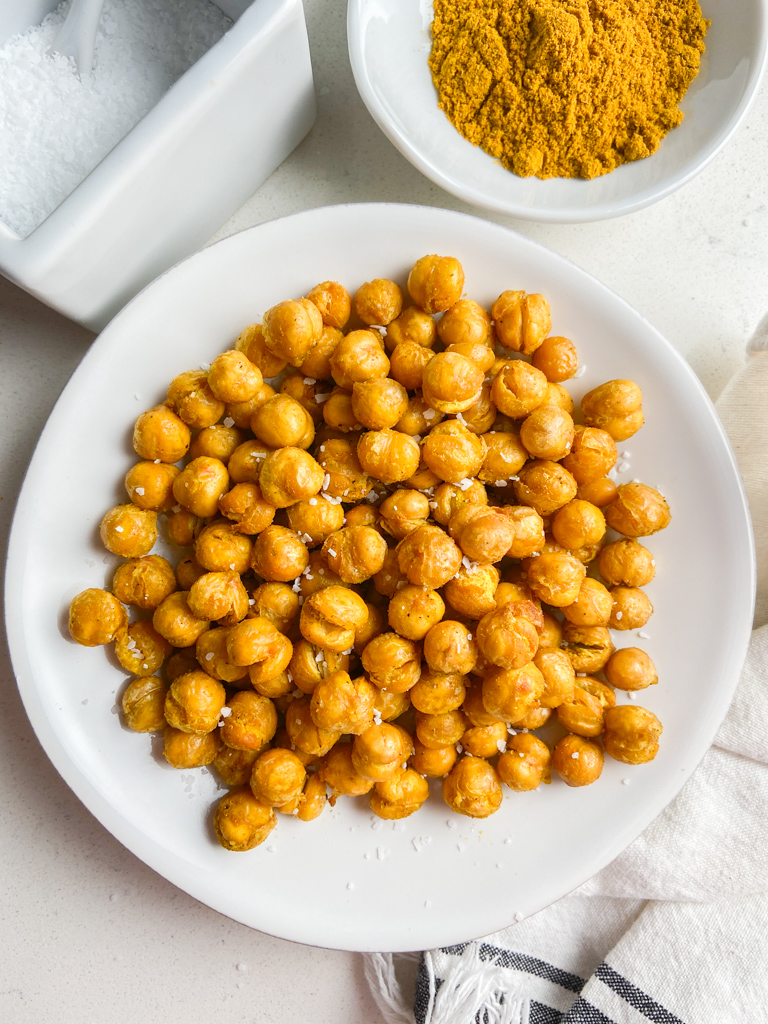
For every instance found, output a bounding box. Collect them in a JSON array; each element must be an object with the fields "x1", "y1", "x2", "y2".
[{"x1": 0, "y1": 0, "x2": 232, "y2": 237}]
